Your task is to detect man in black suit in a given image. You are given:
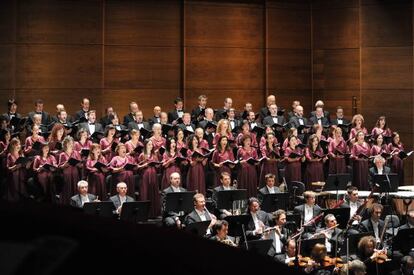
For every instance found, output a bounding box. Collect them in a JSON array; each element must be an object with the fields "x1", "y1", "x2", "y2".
[
  {"x1": 309, "y1": 106, "x2": 330, "y2": 128},
  {"x1": 265, "y1": 209, "x2": 288, "y2": 257},
  {"x1": 239, "y1": 102, "x2": 253, "y2": 120},
  {"x1": 28, "y1": 99, "x2": 50, "y2": 126},
  {"x1": 313, "y1": 214, "x2": 343, "y2": 254},
  {"x1": 178, "y1": 113, "x2": 196, "y2": 134},
  {"x1": 190, "y1": 94, "x2": 207, "y2": 124},
  {"x1": 293, "y1": 191, "x2": 322, "y2": 230},
  {"x1": 275, "y1": 239, "x2": 296, "y2": 264},
  {"x1": 74, "y1": 98, "x2": 90, "y2": 122},
  {"x1": 398, "y1": 209, "x2": 414, "y2": 230},
  {"x1": 78, "y1": 110, "x2": 104, "y2": 136},
  {"x1": 310, "y1": 100, "x2": 331, "y2": 123},
  {"x1": 184, "y1": 193, "x2": 217, "y2": 230},
  {"x1": 210, "y1": 220, "x2": 236, "y2": 246},
  {"x1": 123, "y1": 101, "x2": 139, "y2": 126},
  {"x1": 168, "y1": 97, "x2": 185, "y2": 124},
  {"x1": 340, "y1": 186, "x2": 365, "y2": 231},
  {"x1": 99, "y1": 106, "x2": 115, "y2": 128},
  {"x1": 70, "y1": 180, "x2": 98, "y2": 208},
  {"x1": 51, "y1": 104, "x2": 73, "y2": 124},
  {"x1": 212, "y1": 172, "x2": 236, "y2": 219},
  {"x1": 214, "y1": 97, "x2": 232, "y2": 121},
  {"x1": 358, "y1": 203, "x2": 385, "y2": 240},
  {"x1": 287, "y1": 100, "x2": 300, "y2": 120},
  {"x1": 258, "y1": 173, "x2": 280, "y2": 204},
  {"x1": 109, "y1": 182, "x2": 135, "y2": 215},
  {"x1": 127, "y1": 110, "x2": 150, "y2": 131},
  {"x1": 245, "y1": 197, "x2": 270, "y2": 240},
  {"x1": 198, "y1": 108, "x2": 215, "y2": 129},
  {"x1": 259, "y1": 94, "x2": 276, "y2": 122},
  {"x1": 148, "y1": 106, "x2": 162, "y2": 127},
  {"x1": 161, "y1": 172, "x2": 187, "y2": 228},
  {"x1": 288, "y1": 105, "x2": 310, "y2": 142},
  {"x1": 331, "y1": 106, "x2": 350, "y2": 126},
  {"x1": 227, "y1": 108, "x2": 241, "y2": 131},
  {"x1": 263, "y1": 104, "x2": 286, "y2": 127},
  {"x1": 247, "y1": 111, "x2": 262, "y2": 130},
  {"x1": 369, "y1": 155, "x2": 391, "y2": 182},
  {"x1": 3, "y1": 99, "x2": 22, "y2": 125}
]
